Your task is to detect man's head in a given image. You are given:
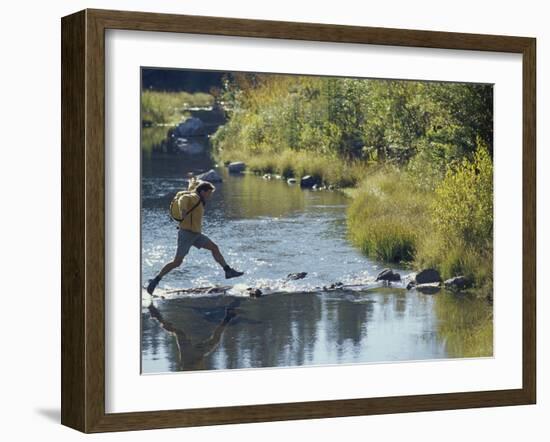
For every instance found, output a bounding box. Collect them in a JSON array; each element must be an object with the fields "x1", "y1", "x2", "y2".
[{"x1": 195, "y1": 181, "x2": 216, "y2": 200}]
